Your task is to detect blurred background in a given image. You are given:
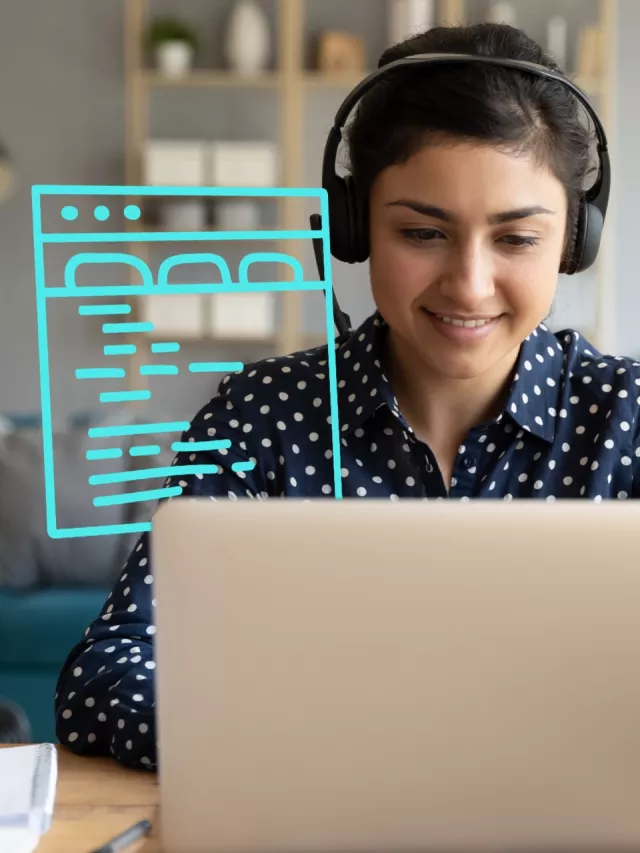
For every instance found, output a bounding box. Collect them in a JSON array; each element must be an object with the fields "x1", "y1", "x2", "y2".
[{"x1": 0, "y1": 0, "x2": 630, "y2": 742}]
